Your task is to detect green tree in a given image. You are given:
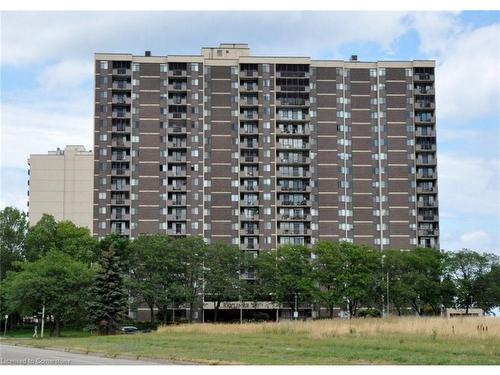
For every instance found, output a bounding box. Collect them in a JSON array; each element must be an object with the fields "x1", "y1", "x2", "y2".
[
  {"x1": 382, "y1": 249, "x2": 415, "y2": 316},
  {"x1": 128, "y1": 235, "x2": 173, "y2": 324},
  {"x1": 2, "y1": 250, "x2": 94, "y2": 336},
  {"x1": 169, "y1": 236, "x2": 206, "y2": 322},
  {"x1": 475, "y1": 264, "x2": 500, "y2": 314},
  {"x1": 24, "y1": 214, "x2": 58, "y2": 261},
  {"x1": 88, "y1": 247, "x2": 128, "y2": 334},
  {"x1": 447, "y1": 249, "x2": 498, "y2": 314},
  {"x1": 203, "y1": 242, "x2": 240, "y2": 322},
  {"x1": 314, "y1": 241, "x2": 344, "y2": 318},
  {"x1": 322, "y1": 242, "x2": 381, "y2": 317},
  {"x1": 25, "y1": 214, "x2": 98, "y2": 264},
  {"x1": 275, "y1": 245, "x2": 316, "y2": 318},
  {"x1": 0, "y1": 207, "x2": 28, "y2": 280}
]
